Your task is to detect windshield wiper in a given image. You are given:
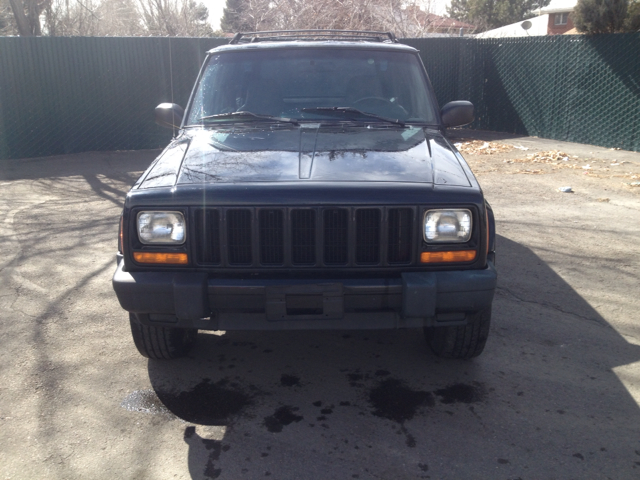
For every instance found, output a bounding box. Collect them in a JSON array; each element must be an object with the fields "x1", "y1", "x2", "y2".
[
  {"x1": 199, "y1": 111, "x2": 299, "y2": 125},
  {"x1": 301, "y1": 107, "x2": 405, "y2": 127}
]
